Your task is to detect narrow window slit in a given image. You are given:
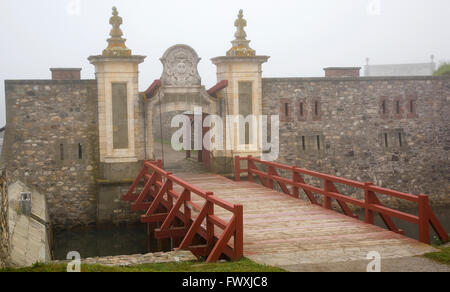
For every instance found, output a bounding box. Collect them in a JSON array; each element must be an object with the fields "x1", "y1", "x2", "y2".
[
  {"x1": 78, "y1": 143, "x2": 83, "y2": 160},
  {"x1": 317, "y1": 136, "x2": 321, "y2": 150},
  {"x1": 384, "y1": 134, "x2": 388, "y2": 148},
  {"x1": 302, "y1": 136, "x2": 306, "y2": 151},
  {"x1": 60, "y1": 144, "x2": 64, "y2": 161}
]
